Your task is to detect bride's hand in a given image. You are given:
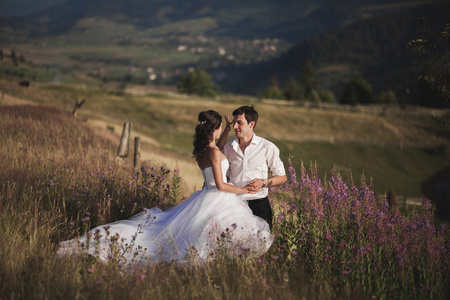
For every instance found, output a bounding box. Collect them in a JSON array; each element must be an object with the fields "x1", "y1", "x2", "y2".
[{"x1": 243, "y1": 184, "x2": 257, "y2": 194}]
